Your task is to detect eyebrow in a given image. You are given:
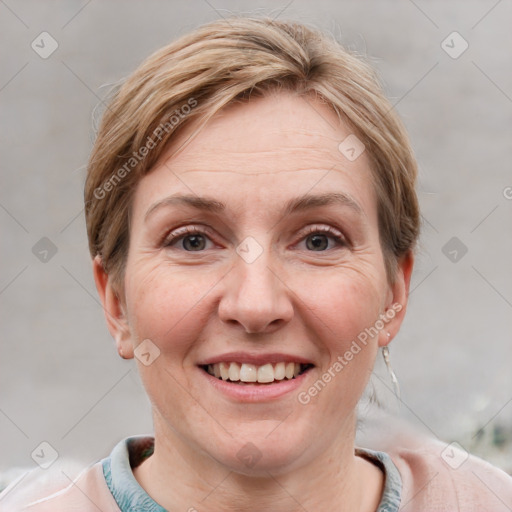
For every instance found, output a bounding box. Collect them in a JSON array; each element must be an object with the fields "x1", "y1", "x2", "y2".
[
  {"x1": 282, "y1": 192, "x2": 362, "y2": 217},
  {"x1": 144, "y1": 191, "x2": 363, "y2": 222}
]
